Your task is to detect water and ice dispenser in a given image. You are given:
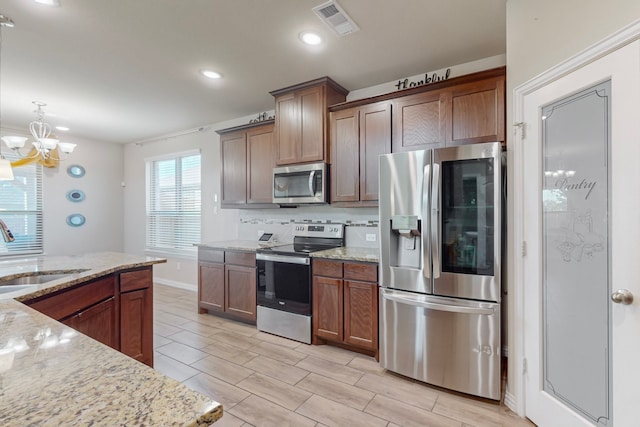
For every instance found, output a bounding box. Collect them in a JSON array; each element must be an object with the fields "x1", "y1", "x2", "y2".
[{"x1": 389, "y1": 215, "x2": 422, "y2": 270}]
